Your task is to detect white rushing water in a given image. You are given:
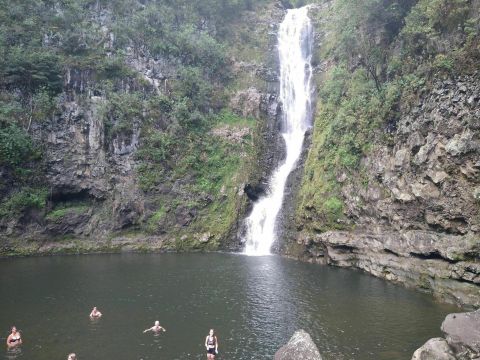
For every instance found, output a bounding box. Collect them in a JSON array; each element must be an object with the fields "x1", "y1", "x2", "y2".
[{"x1": 244, "y1": 6, "x2": 314, "y2": 256}]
